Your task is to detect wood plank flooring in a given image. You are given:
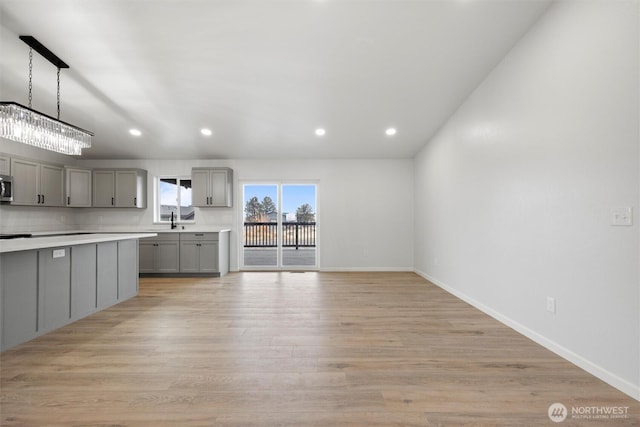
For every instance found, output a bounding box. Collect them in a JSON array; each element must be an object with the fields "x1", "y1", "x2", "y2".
[{"x1": 1, "y1": 272, "x2": 638, "y2": 426}]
